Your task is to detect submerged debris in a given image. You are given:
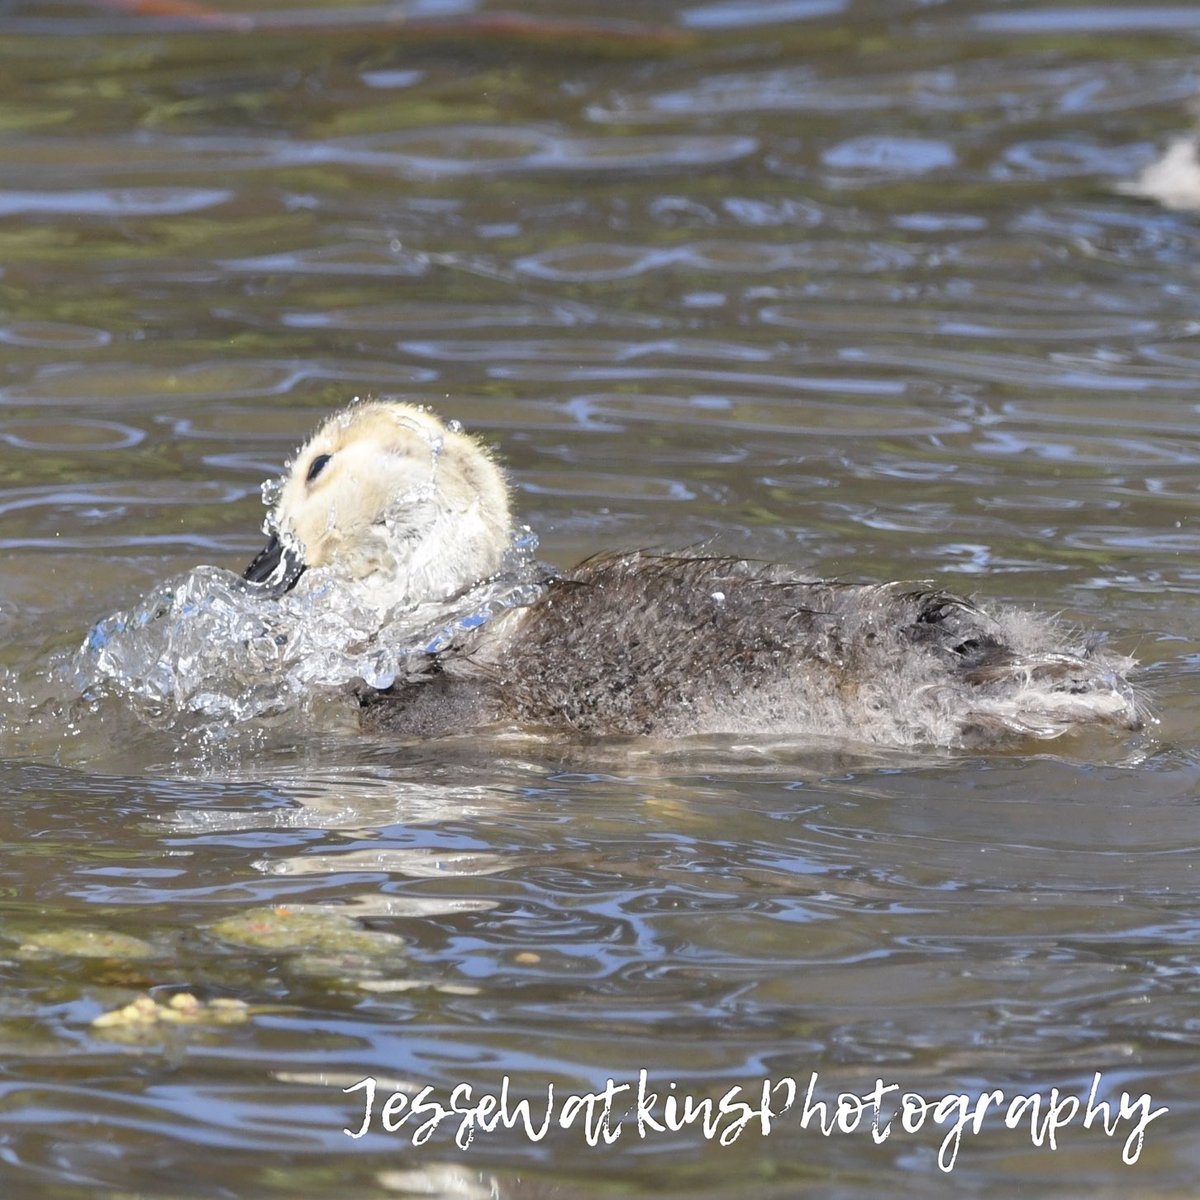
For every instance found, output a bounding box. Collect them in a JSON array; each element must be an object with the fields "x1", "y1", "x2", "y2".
[{"x1": 91, "y1": 992, "x2": 249, "y2": 1031}]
